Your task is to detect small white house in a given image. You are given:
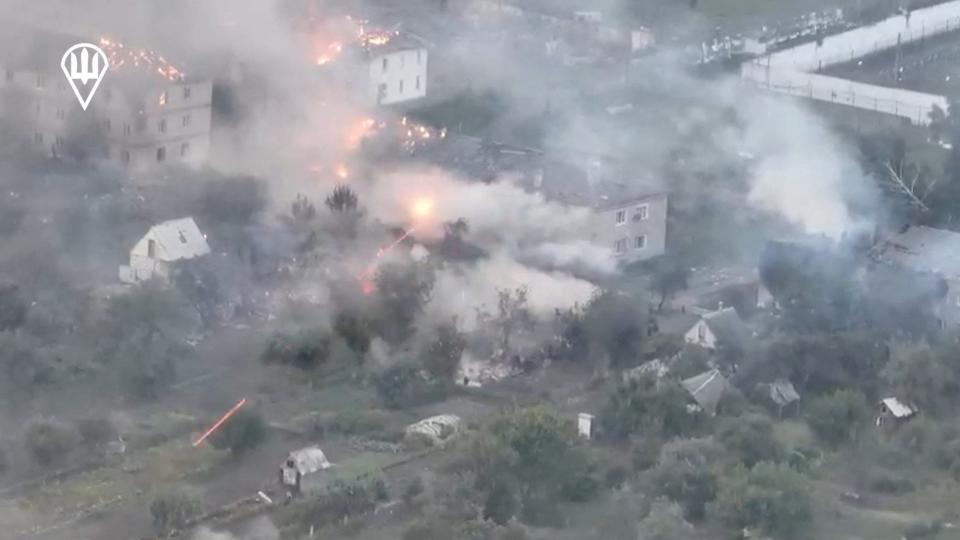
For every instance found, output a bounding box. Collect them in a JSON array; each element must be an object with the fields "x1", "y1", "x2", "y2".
[
  {"x1": 279, "y1": 446, "x2": 333, "y2": 495},
  {"x1": 368, "y1": 45, "x2": 428, "y2": 106},
  {"x1": 119, "y1": 217, "x2": 210, "y2": 284},
  {"x1": 683, "y1": 307, "x2": 748, "y2": 350},
  {"x1": 876, "y1": 397, "x2": 918, "y2": 427}
]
